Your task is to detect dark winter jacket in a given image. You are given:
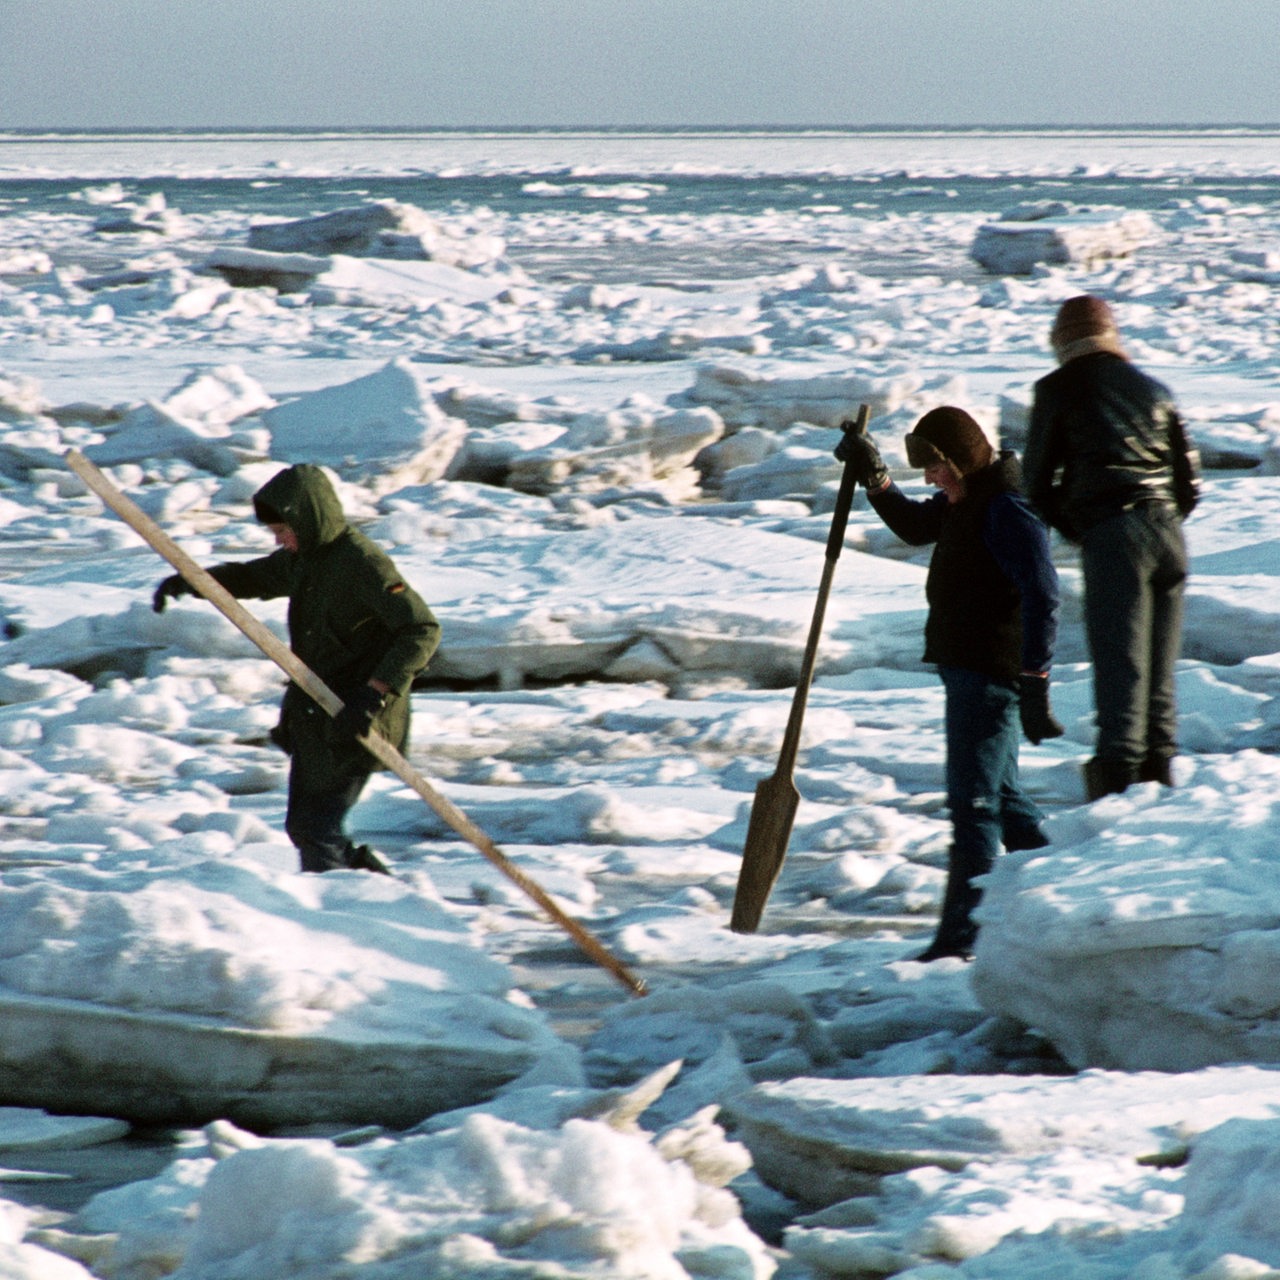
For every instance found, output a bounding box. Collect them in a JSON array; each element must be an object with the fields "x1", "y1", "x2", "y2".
[
  {"x1": 1023, "y1": 351, "x2": 1201, "y2": 541},
  {"x1": 208, "y1": 464, "x2": 441, "y2": 764},
  {"x1": 868, "y1": 453, "x2": 1059, "y2": 682}
]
